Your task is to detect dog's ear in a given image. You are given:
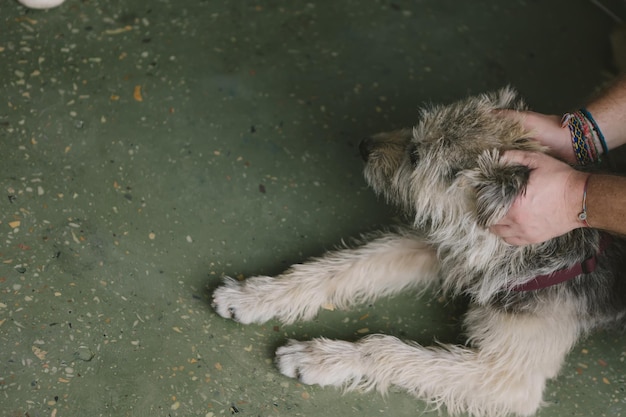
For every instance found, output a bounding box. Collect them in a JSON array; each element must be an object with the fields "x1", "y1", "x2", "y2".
[
  {"x1": 462, "y1": 149, "x2": 531, "y2": 227},
  {"x1": 484, "y1": 86, "x2": 526, "y2": 111}
]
